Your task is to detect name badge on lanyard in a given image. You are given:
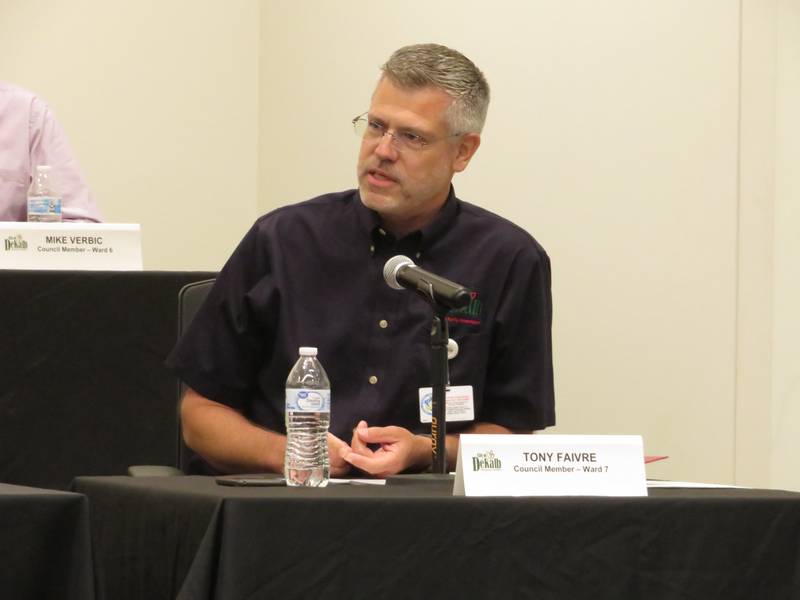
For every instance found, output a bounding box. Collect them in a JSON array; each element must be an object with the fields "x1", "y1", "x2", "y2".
[{"x1": 418, "y1": 385, "x2": 474, "y2": 423}]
